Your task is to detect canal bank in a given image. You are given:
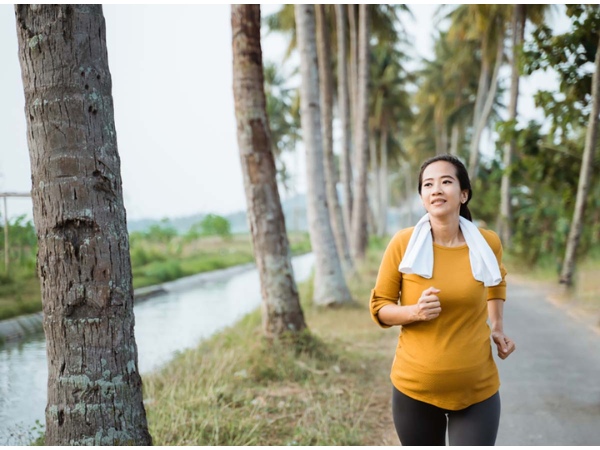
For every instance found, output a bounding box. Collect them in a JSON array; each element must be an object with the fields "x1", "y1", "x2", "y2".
[
  {"x1": 0, "y1": 254, "x2": 314, "y2": 445},
  {"x1": 0, "y1": 262, "x2": 257, "y2": 345}
]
